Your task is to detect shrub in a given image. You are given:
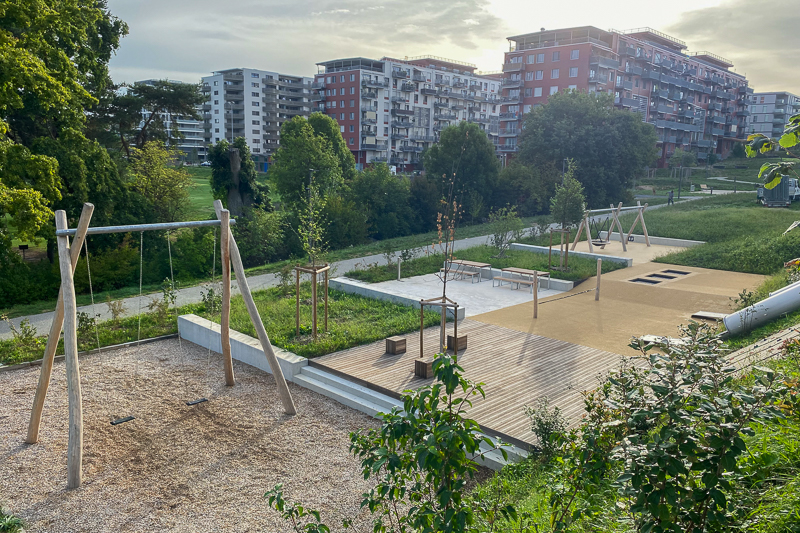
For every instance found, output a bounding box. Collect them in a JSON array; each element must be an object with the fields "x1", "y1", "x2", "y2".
[{"x1": 232, "y1": 207, "x2": 286, "y2": 268}]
